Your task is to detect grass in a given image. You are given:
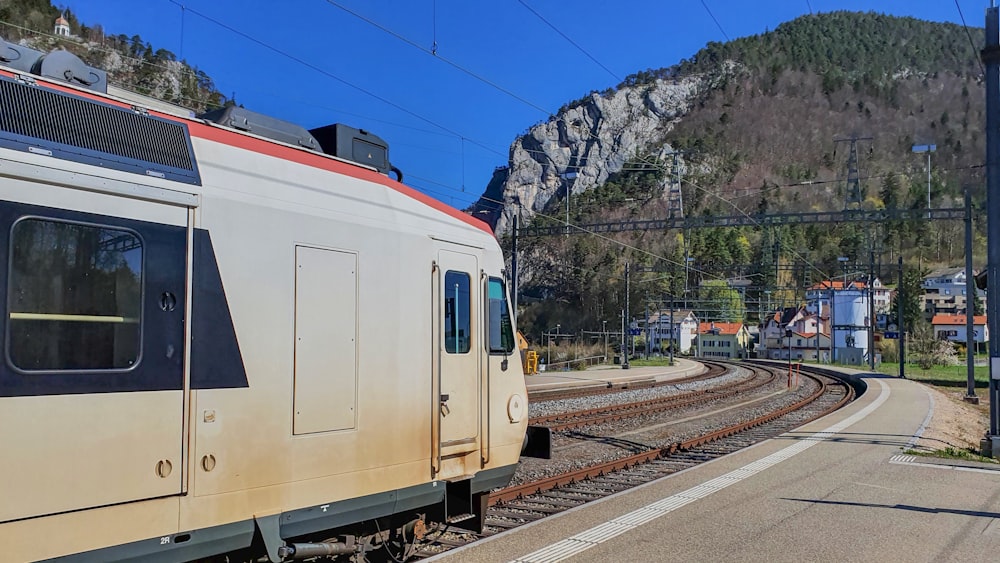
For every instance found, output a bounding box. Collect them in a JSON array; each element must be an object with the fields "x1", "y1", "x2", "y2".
[
  {"x1": 626, "y1": 357, "x2": 678, "y2": 367},
  {"x1": 904, "y1": 446, "x2": 999, "y2": 464},
  {"x1": 873, "y1": 361, "x2": 990, "y2": 388}
]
